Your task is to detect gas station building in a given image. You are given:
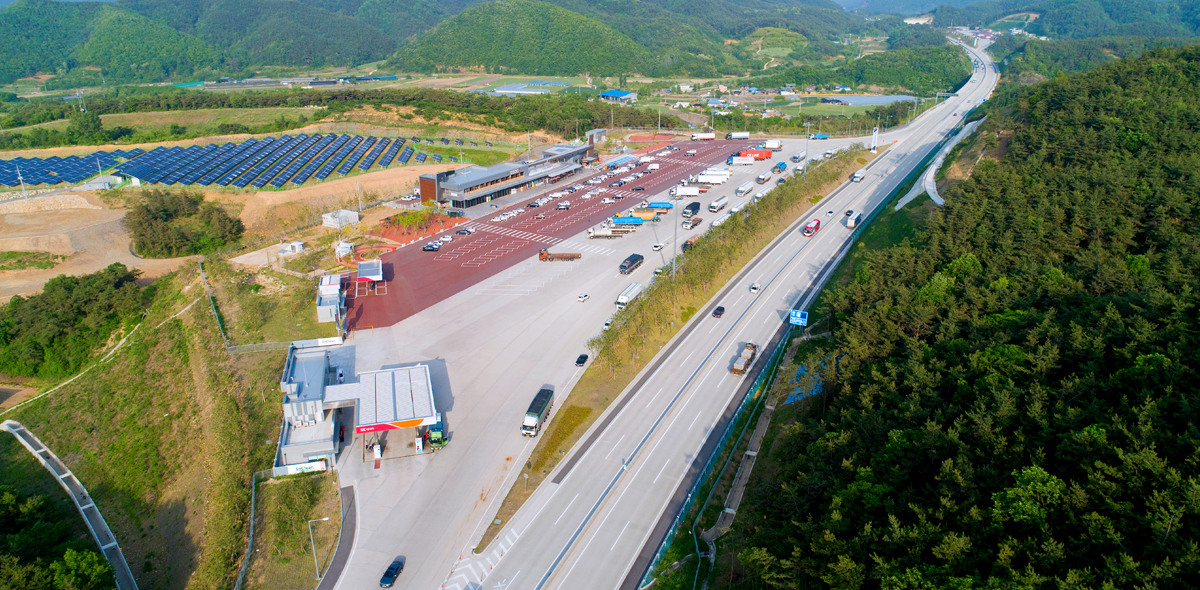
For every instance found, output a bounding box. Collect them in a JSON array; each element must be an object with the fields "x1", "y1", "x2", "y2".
[{"x1": 277, "y1": 344, "x2": 438, "y2": 466}]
